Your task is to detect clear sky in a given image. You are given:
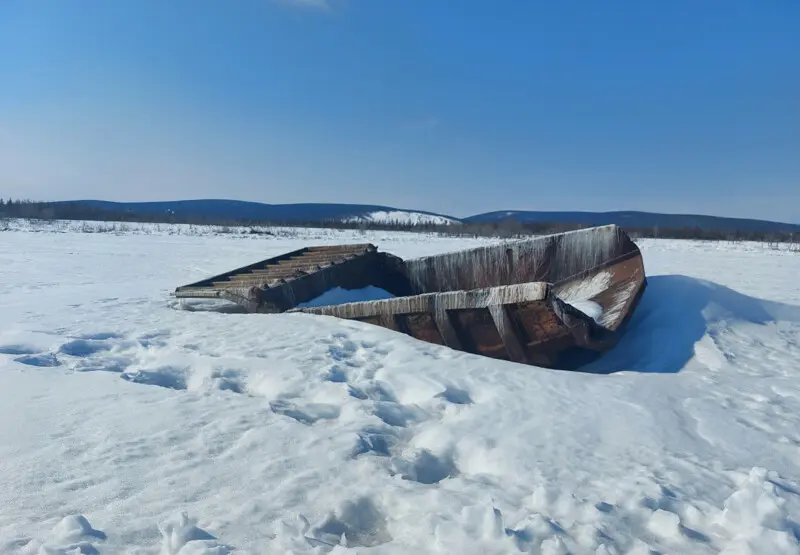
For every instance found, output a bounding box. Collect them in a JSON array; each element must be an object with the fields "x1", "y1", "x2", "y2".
[{"x1": 1, "y1": 1, "x2": 798, "y2": 221}]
